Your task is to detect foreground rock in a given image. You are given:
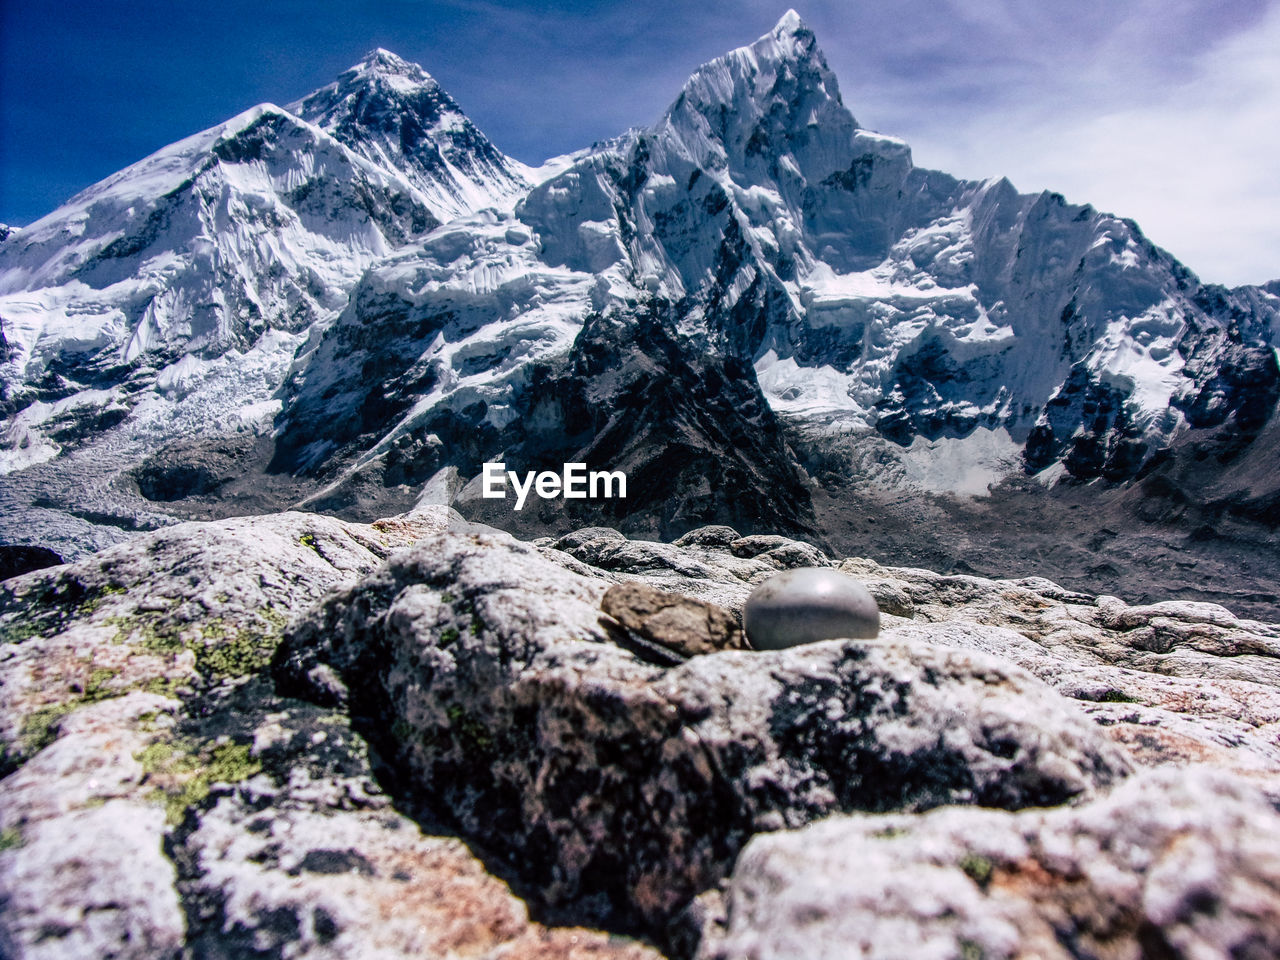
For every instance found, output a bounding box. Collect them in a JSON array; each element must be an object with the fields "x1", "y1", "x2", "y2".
[
  {"x1": 0, "y1": 509, "x2": 448, "y2": 773},
  {"x1": 276, "y1": 530, "x2": 1128, "y2": 935},
  {"x1": 3, "y1": 513, "x2": 1280, "y2": 958},
  {"x1": 704, "y1": 767, "x2": 1280, "y2": 960},
  {"x1": 172, "y1": 685, "x2": 661, "y2": 960},
  {"x1": 0, "y1": 694, "x2": 186, "y2": 959},
  {"x1": 0, "y1": 508, "x2": 658, "y2": 958}
]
